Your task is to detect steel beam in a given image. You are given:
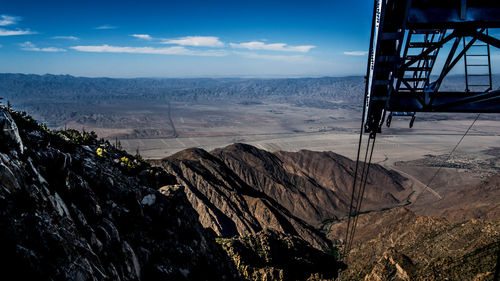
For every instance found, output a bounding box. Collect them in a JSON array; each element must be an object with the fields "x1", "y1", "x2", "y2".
[
  {"x1": 472, "y1": 32, "x2": 500, "y2": 49},
  {"x1": 388, "y1": 90, "x2": 500, "y2": 113}
]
